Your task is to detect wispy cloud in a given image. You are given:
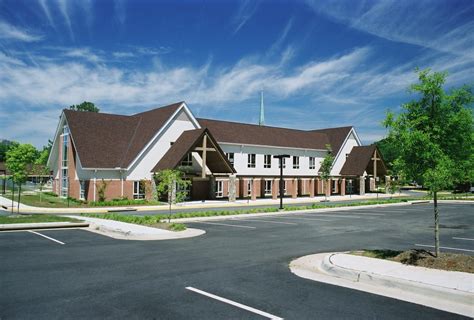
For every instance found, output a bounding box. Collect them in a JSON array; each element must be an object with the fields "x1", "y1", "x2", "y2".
[
  {"x1": 267, "y1": 17, "x2": 294, "y2": 58},
  {"x1": 37, "y1": 0, "x2": 55, "y2": 28},
  {"x1": 114, "y1": 0, "x2": 126, "y2": 25},
  {"x1": 232, "y1": 0, "x2": 260, "y2": 34},
  {"x1": 0, "y1": 21, "x2": 43, "y2": 42},
  {"x1": 307, "y1": 0, "x2": 474, "y2": 58},
  {"x1": 58, "y1": 0, "x2": 74, "y2": 40},
  {"x1": 62, "y1": 47, "x2": 103, "y2": 63}
]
